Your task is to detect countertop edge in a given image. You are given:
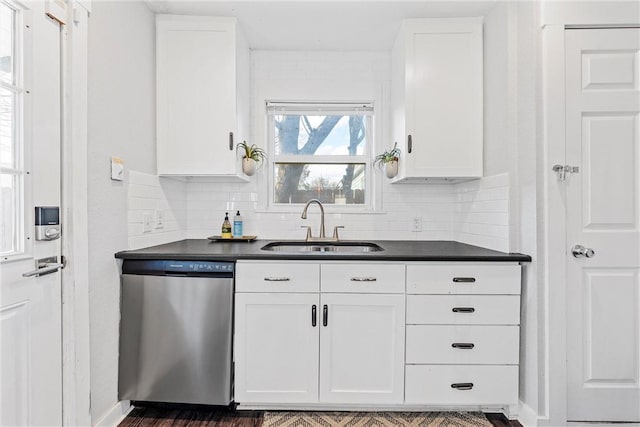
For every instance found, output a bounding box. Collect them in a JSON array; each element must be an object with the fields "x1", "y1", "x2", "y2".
[{"x1": 114, "y1": 239, "x2": 532, "y2": 263}]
